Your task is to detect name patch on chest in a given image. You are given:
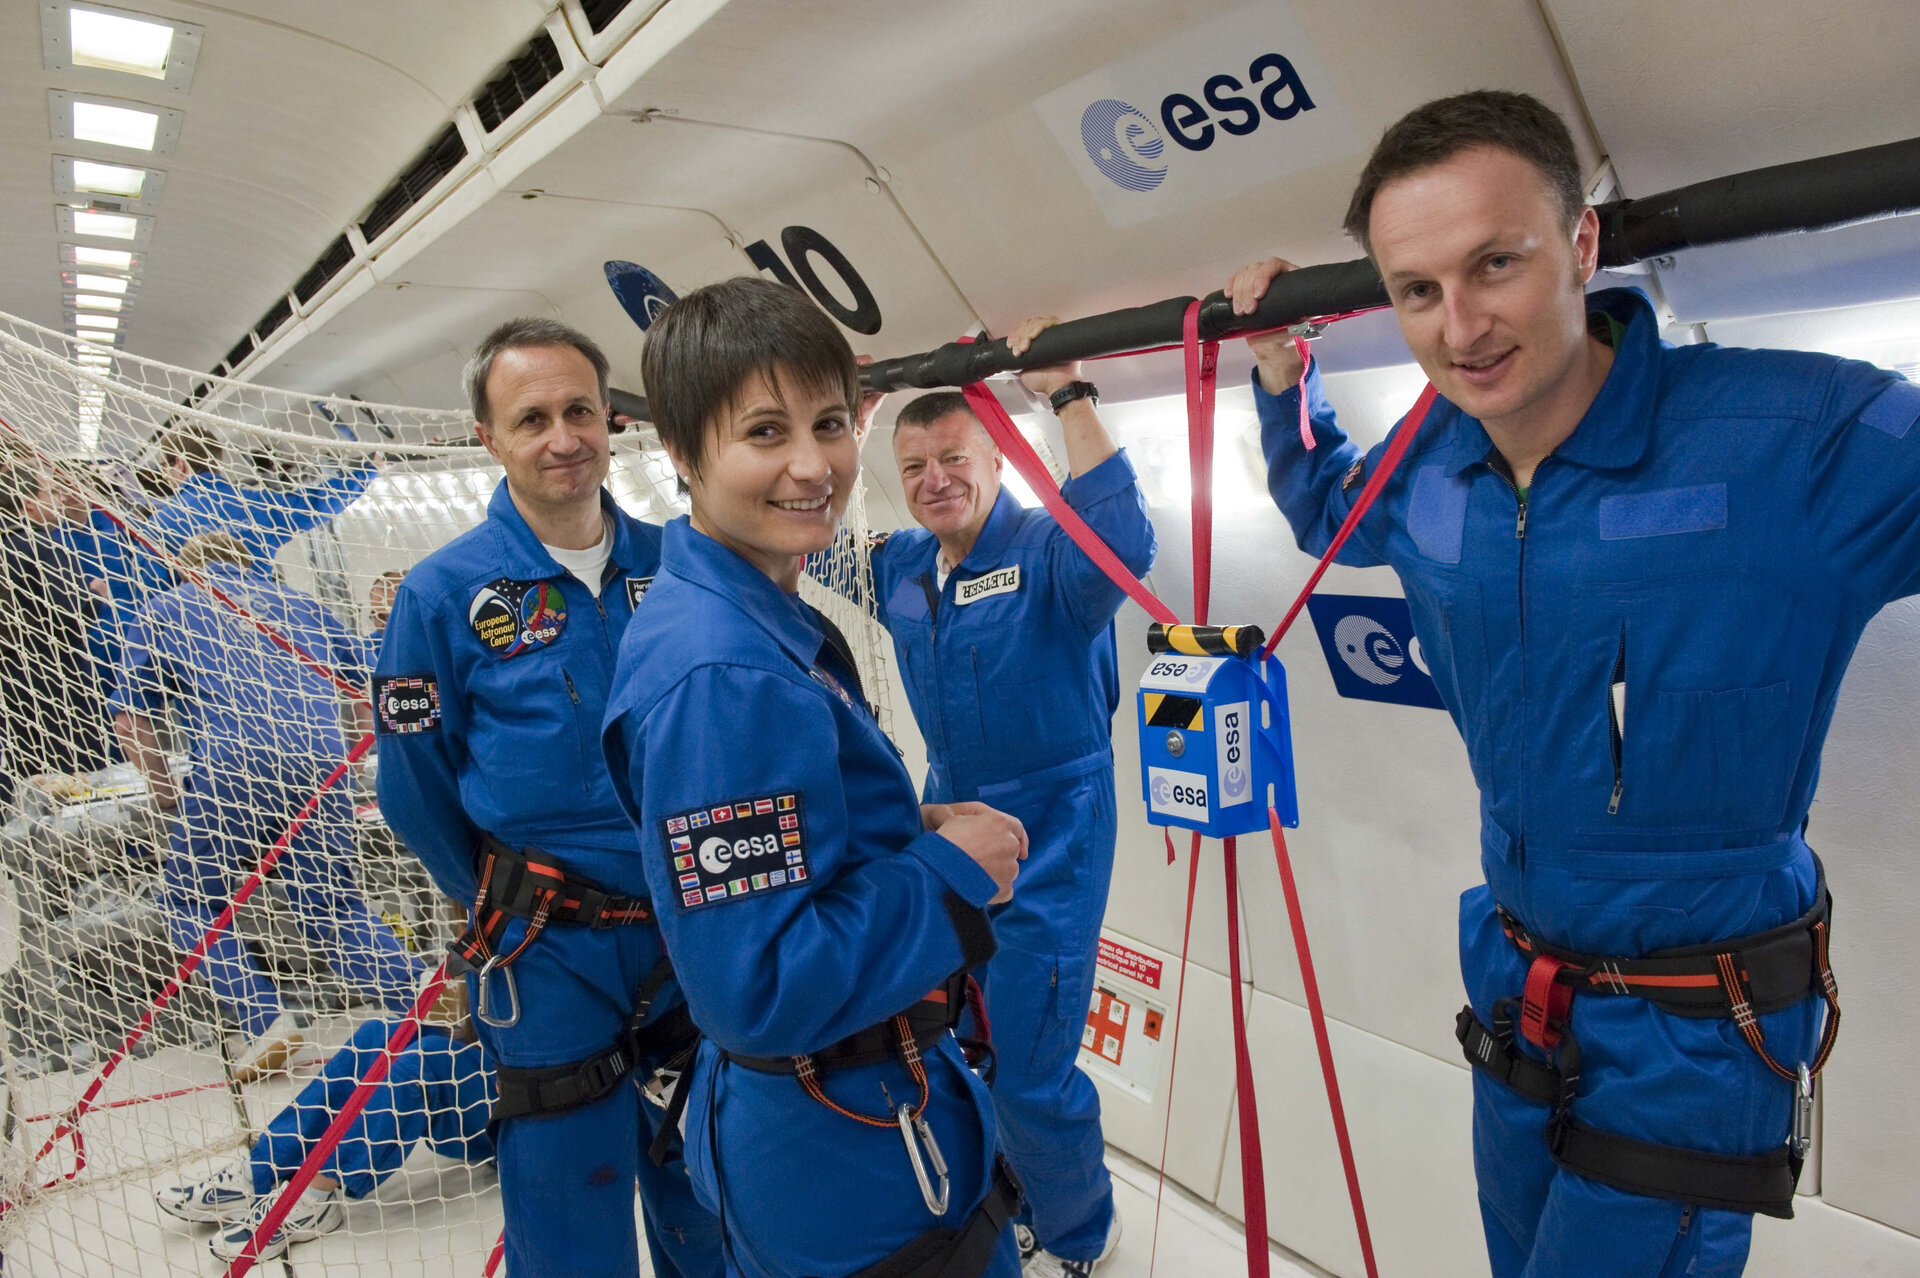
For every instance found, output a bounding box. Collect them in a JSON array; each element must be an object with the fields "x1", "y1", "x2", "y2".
[
  {"x1": 627, "y1": 575, "x2": 654, "y2": 608},
  {"x1": 470, "y1": 578, "x2": 568, "y2": 657},
  {"x1": 373, "y1": 675, "x2": 440, "y2": 734},
  {"x1": 954, "y1": 565, "x2": 1020, "y2": 605},
  {"x1": 661, "y1": 793, "x2": 808, "y2": 911}
]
